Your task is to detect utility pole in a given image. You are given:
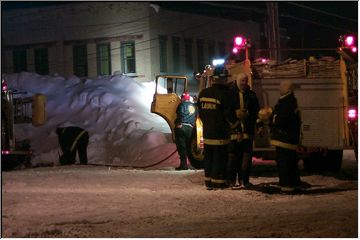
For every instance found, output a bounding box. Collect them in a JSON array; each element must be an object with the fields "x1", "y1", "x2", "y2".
[{"x1": 266, "y1": 2, "x2": 281, "y2": 63}]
